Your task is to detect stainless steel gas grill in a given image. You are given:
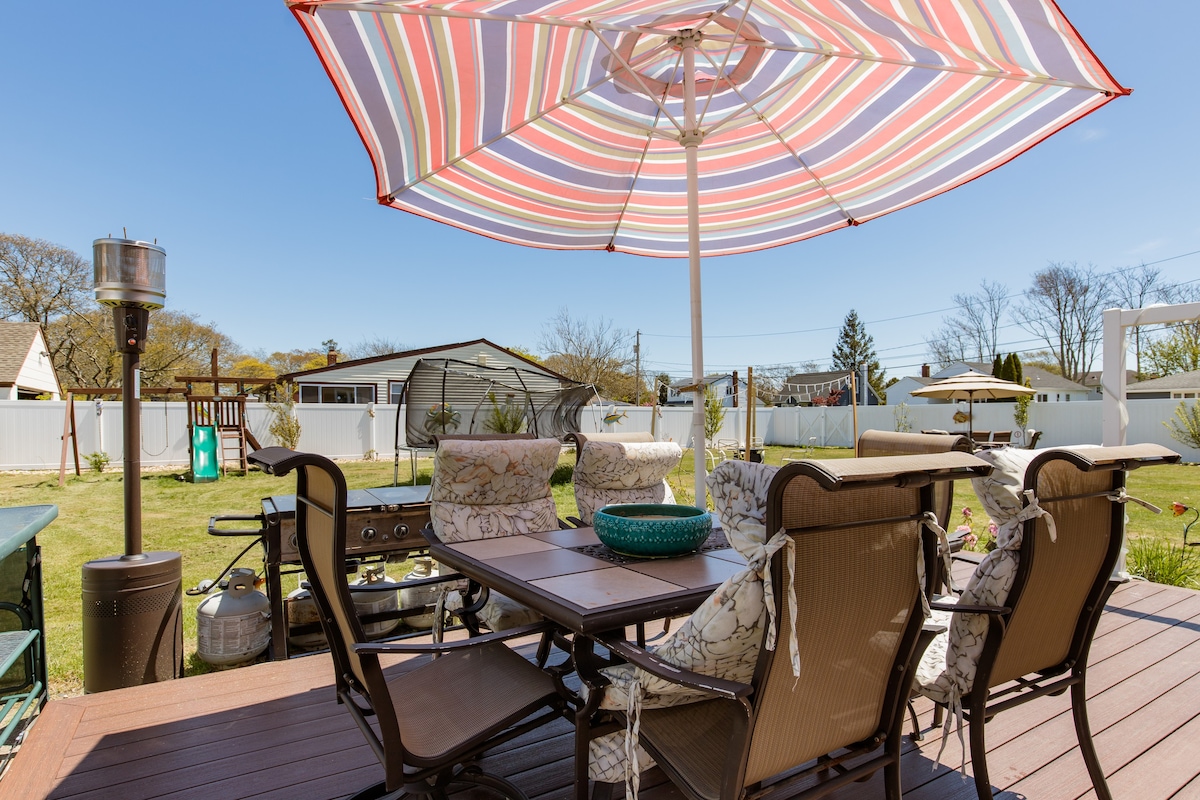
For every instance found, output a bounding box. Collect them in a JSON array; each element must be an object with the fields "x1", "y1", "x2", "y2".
[{"x1": 209, "y1": 485, "x2": 431, "y2": 659}]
